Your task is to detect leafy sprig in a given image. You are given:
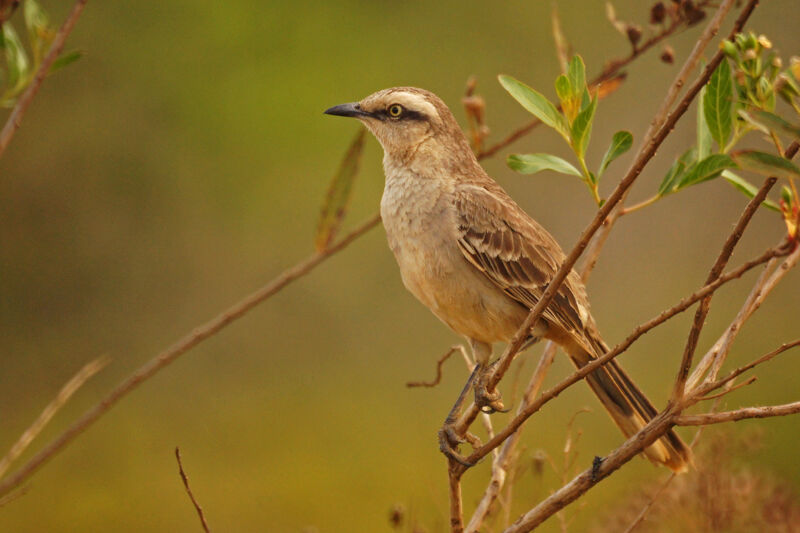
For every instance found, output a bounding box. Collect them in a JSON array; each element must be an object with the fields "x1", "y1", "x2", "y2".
[
  {"x1": 500, "y1": 55, "x2": 632, "y2": 206},
  {"x1": 0, "y1": 0, "x2": 83, "y2": 108}
]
